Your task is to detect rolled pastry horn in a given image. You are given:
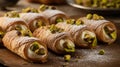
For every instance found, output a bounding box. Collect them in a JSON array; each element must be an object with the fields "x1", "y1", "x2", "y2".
[
  {"x1": 33, "y1": 25, "x2": 75, "y2": 54},
  {"x1": 19, "y1": 10, "x2": 49, "y2": 32},
  {"x1": 80, "y1": 13, "x2": 117, "y2": 44},
  {"x1": 1, "y1": 11, "x2": 33, "y2": 37},
  {"x1": 49, "y1": 25, "x2": 75, "y2": 53},
  {"x1": 38, "y1": 4, "x2": 56, "y2": 12},
  {"x1": 2, "y1": 30, "x2": 48, "y2": 63}
]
